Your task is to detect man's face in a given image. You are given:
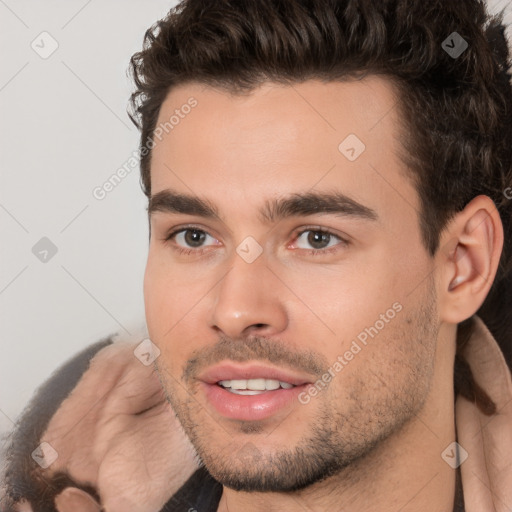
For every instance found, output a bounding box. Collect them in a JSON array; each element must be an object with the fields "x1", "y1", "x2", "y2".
[{"x1": 144, "y1": 78, "x2": 441, "y2": 491}]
